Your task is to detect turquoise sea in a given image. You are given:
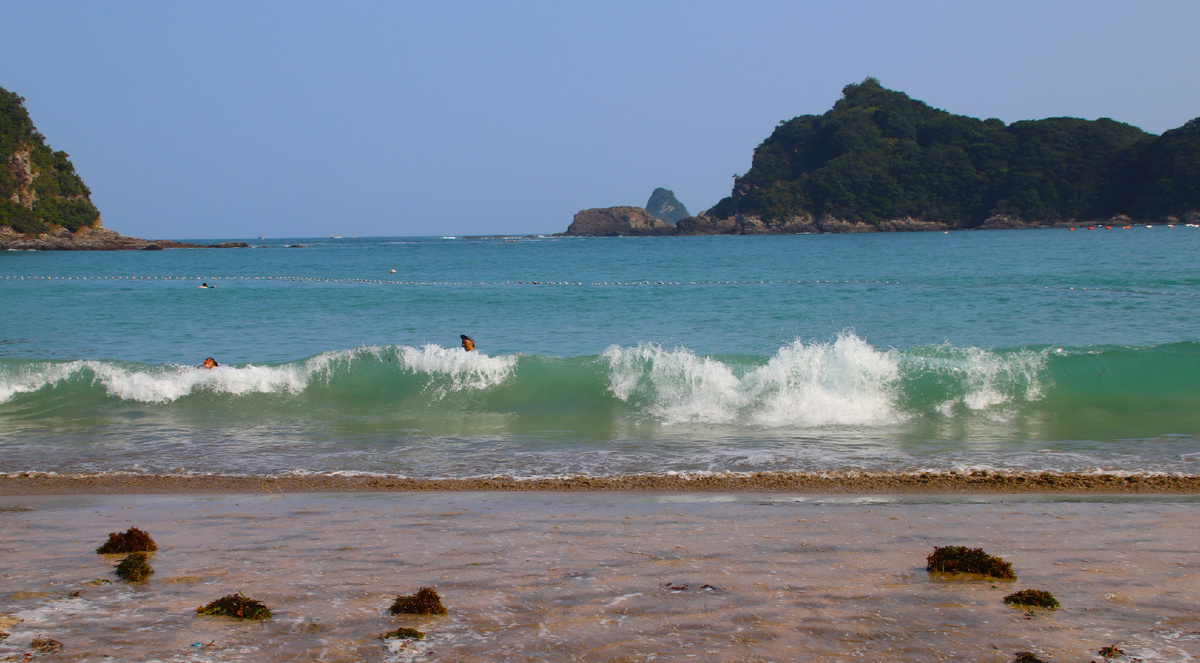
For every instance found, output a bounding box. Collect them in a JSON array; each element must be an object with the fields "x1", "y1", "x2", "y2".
[{"x1": 2, "y1": 229, "x2": 1199, "y2": 478}]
